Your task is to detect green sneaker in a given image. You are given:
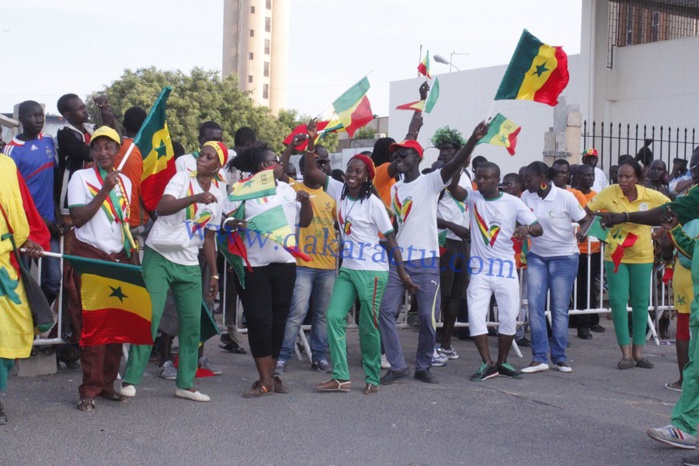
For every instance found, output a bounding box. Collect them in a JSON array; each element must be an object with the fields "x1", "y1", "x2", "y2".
[
  {"x1": 497, "y1": 362, "x2": 523, "y2": 379},
  {"x1": 470, "y1": 362, "x2": 499, "y2": 382}
]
